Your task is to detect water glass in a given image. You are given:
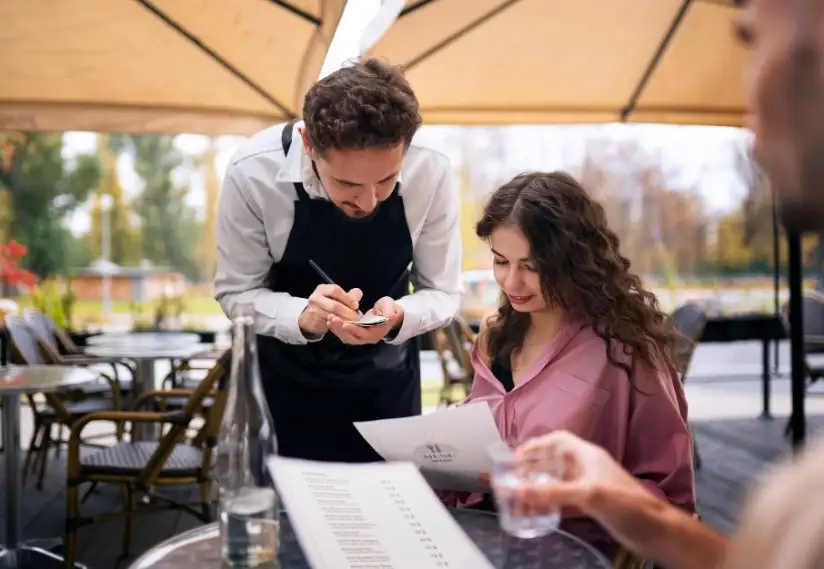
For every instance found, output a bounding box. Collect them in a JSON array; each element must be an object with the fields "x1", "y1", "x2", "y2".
[
  {"x1": 488, "y1": 441, "x2": 561, "y2": 539},
  {"x1": 219, "y1": 486, "x2": 280, "y2": 567}
]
